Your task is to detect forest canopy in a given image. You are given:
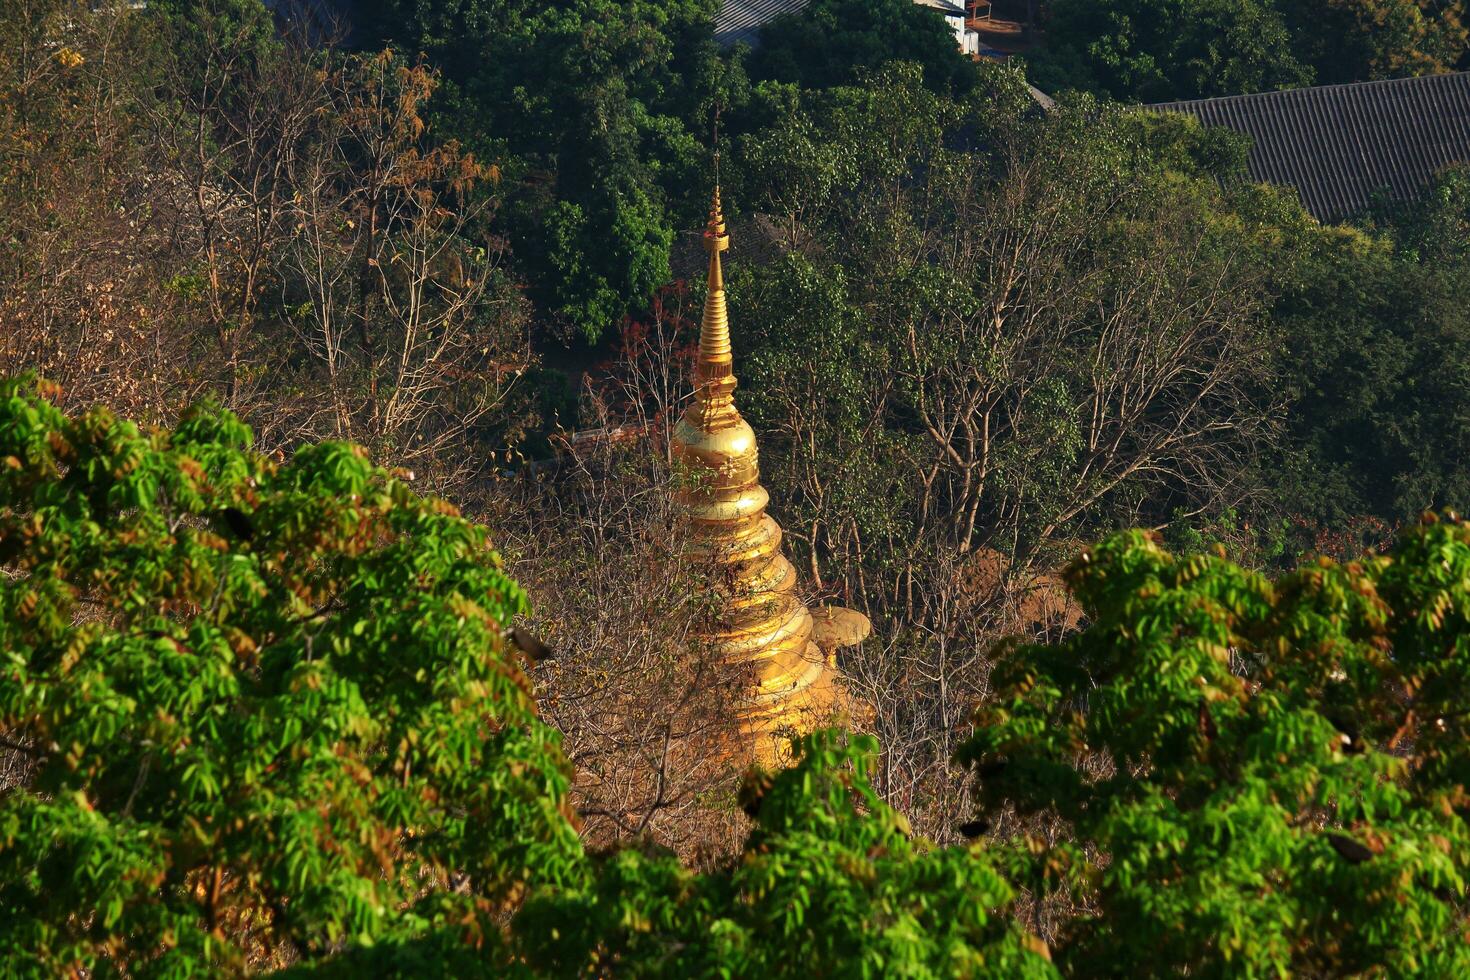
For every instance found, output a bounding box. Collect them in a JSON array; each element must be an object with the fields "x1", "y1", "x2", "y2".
[
  {"x1": 6, "y1": 0, "x2": 1470, "y2": 973},
  {"x1": 1026, "y1": 0, "x2": 1469, "y2": 100}
]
